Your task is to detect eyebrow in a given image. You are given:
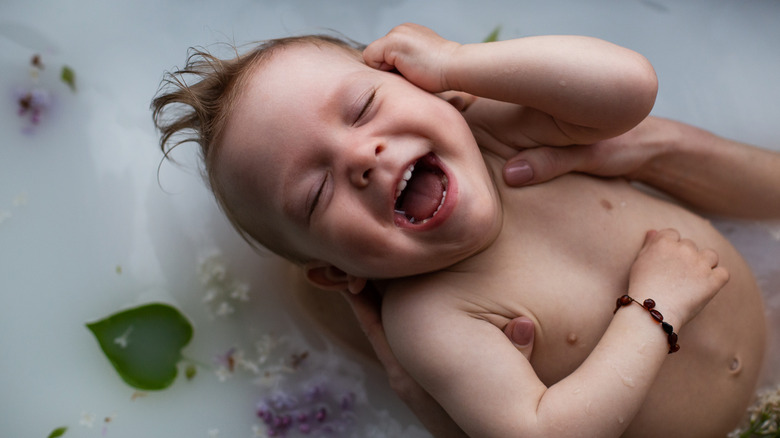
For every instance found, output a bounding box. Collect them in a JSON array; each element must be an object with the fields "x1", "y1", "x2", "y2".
[{"x1": 332, "y1": 70, "x2": 374, "y2": 120}]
